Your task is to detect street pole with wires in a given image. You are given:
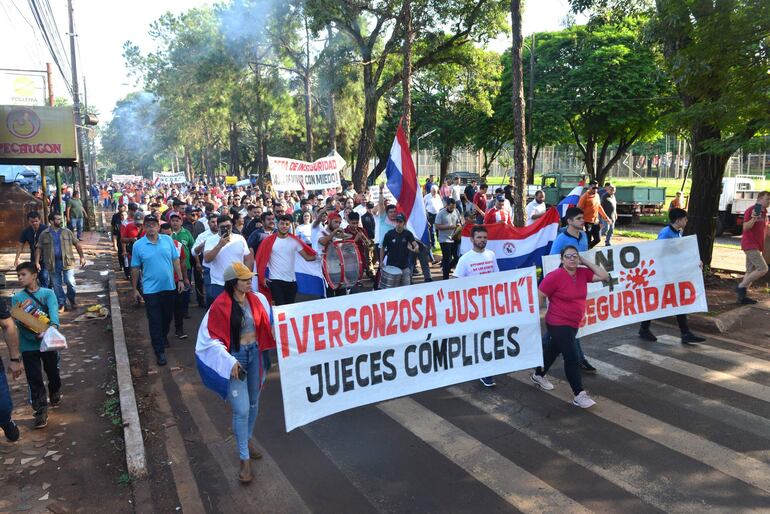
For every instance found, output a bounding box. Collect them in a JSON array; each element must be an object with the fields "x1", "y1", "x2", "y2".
[{"x1": 67, "y1": 0, "x2": 93, "y2": 230}]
